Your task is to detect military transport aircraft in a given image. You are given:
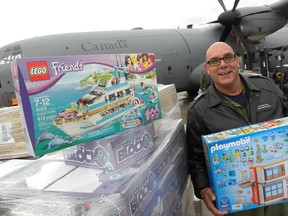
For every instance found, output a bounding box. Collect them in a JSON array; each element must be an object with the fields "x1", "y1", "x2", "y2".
[{"x1": 0, "y1": 0, "x2": 288, "y2": 107}]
